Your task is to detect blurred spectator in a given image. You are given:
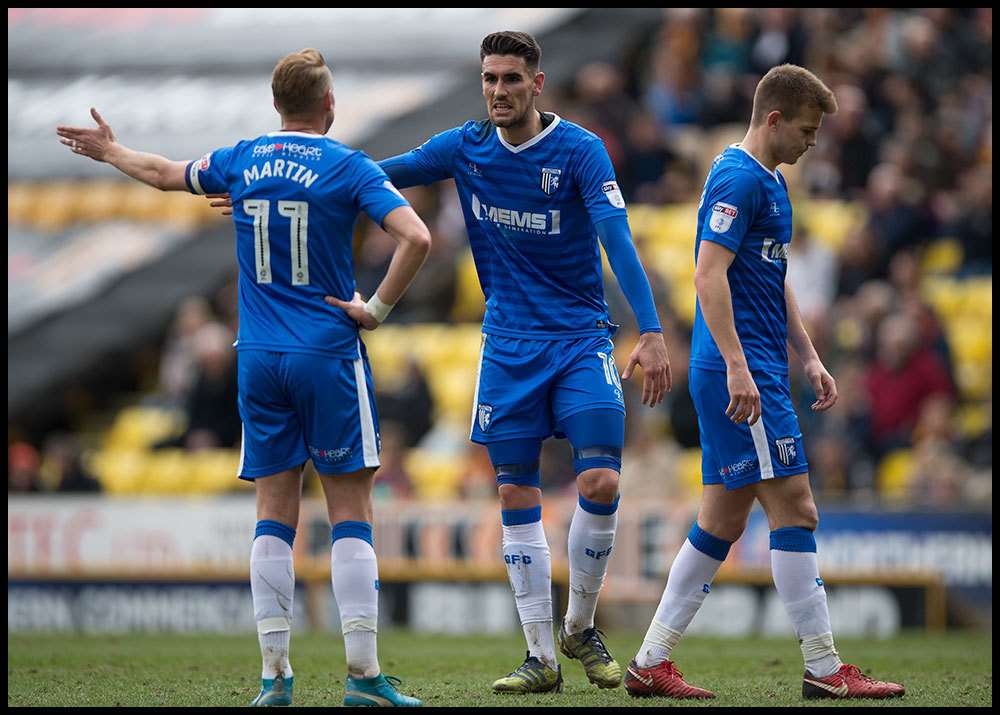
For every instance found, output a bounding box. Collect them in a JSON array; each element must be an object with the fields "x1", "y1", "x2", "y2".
[
  {"x1": 158, "y1": 296, "x2": 213, "y2": 405},
  {"x1": 864, "y1": 163, "x2": 935, "y2": 276},
  {"x1": 619, "y1": 111, "x2": 677, "y2": 203},
  {"x1": 787, "y1": 226, "x2": 836, "y2": 327},
  {"x1": 8, "y1": 442, "x2": 42, "y2": 493},
  {"x1": 183, "y1": 323, "x2": 241, "y2": 450},
  {"x1": 458, "y1": 443, "x2": 495, "y2": 500},
  {"x1": 155, "y1": 322, "x2": 240, "y2": 451},
  {"x1": 865, "y1": 313, "x2": 954, "y2": 453},
  {"x1": 644, "y1": 11, "x2": 704, "y2": 129},
  {"x1": 573, "y1": 62, "x2": 636, "y2": 168},
  {"x1": 372, "y1": 422, "x2": 413, "y2": 499},
  {"x1": 42, "y1": 432, "x2": 101, "y2": 493},
  {"x1": 376, "y1": 357, "x2": 435, "y2": 449}
]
